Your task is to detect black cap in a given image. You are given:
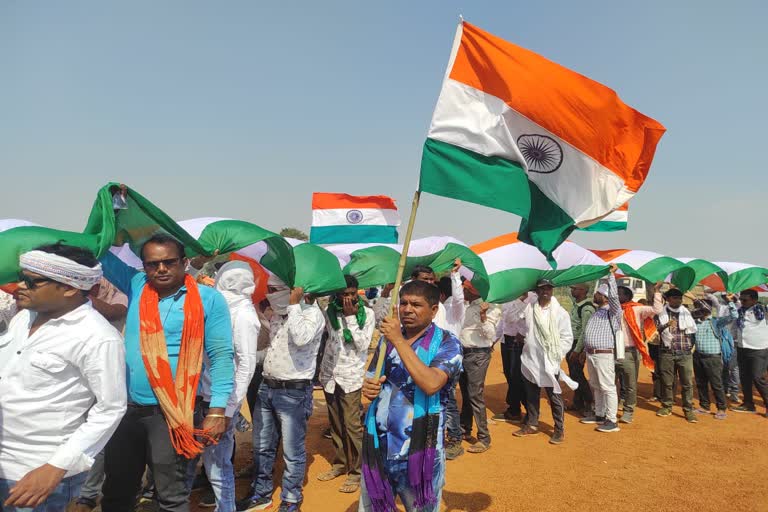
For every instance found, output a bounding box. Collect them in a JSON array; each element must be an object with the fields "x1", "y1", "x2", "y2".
[{"x1": 536, "y1": 278, "x2": 554, "y2": 288}]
